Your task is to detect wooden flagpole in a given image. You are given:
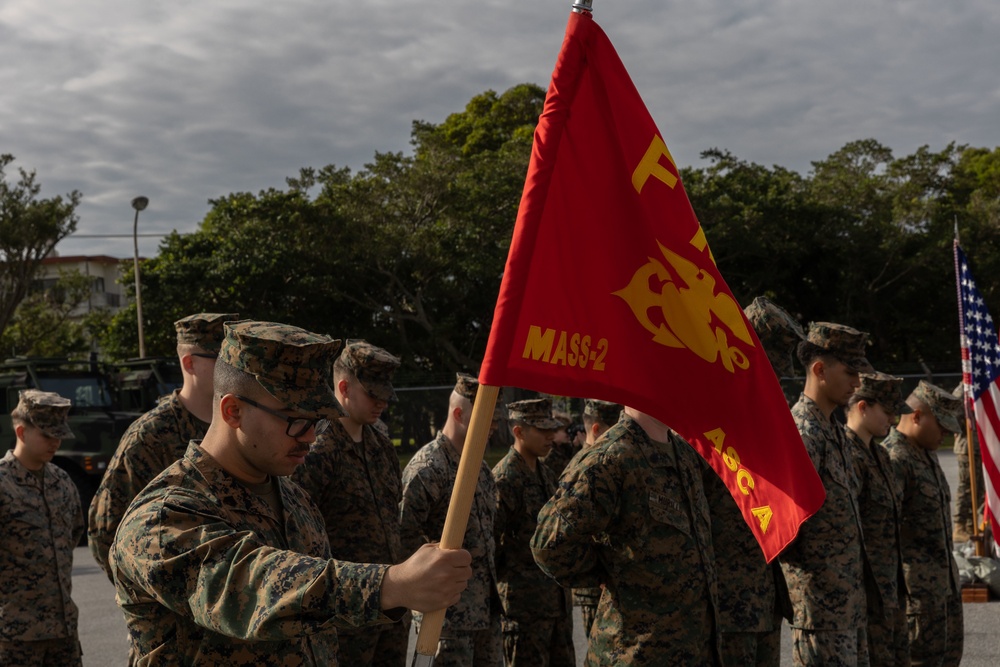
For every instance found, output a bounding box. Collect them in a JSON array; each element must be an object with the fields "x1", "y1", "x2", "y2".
[{"x1": 411, "y1": 385, "x2": 499, "y2": 665}]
